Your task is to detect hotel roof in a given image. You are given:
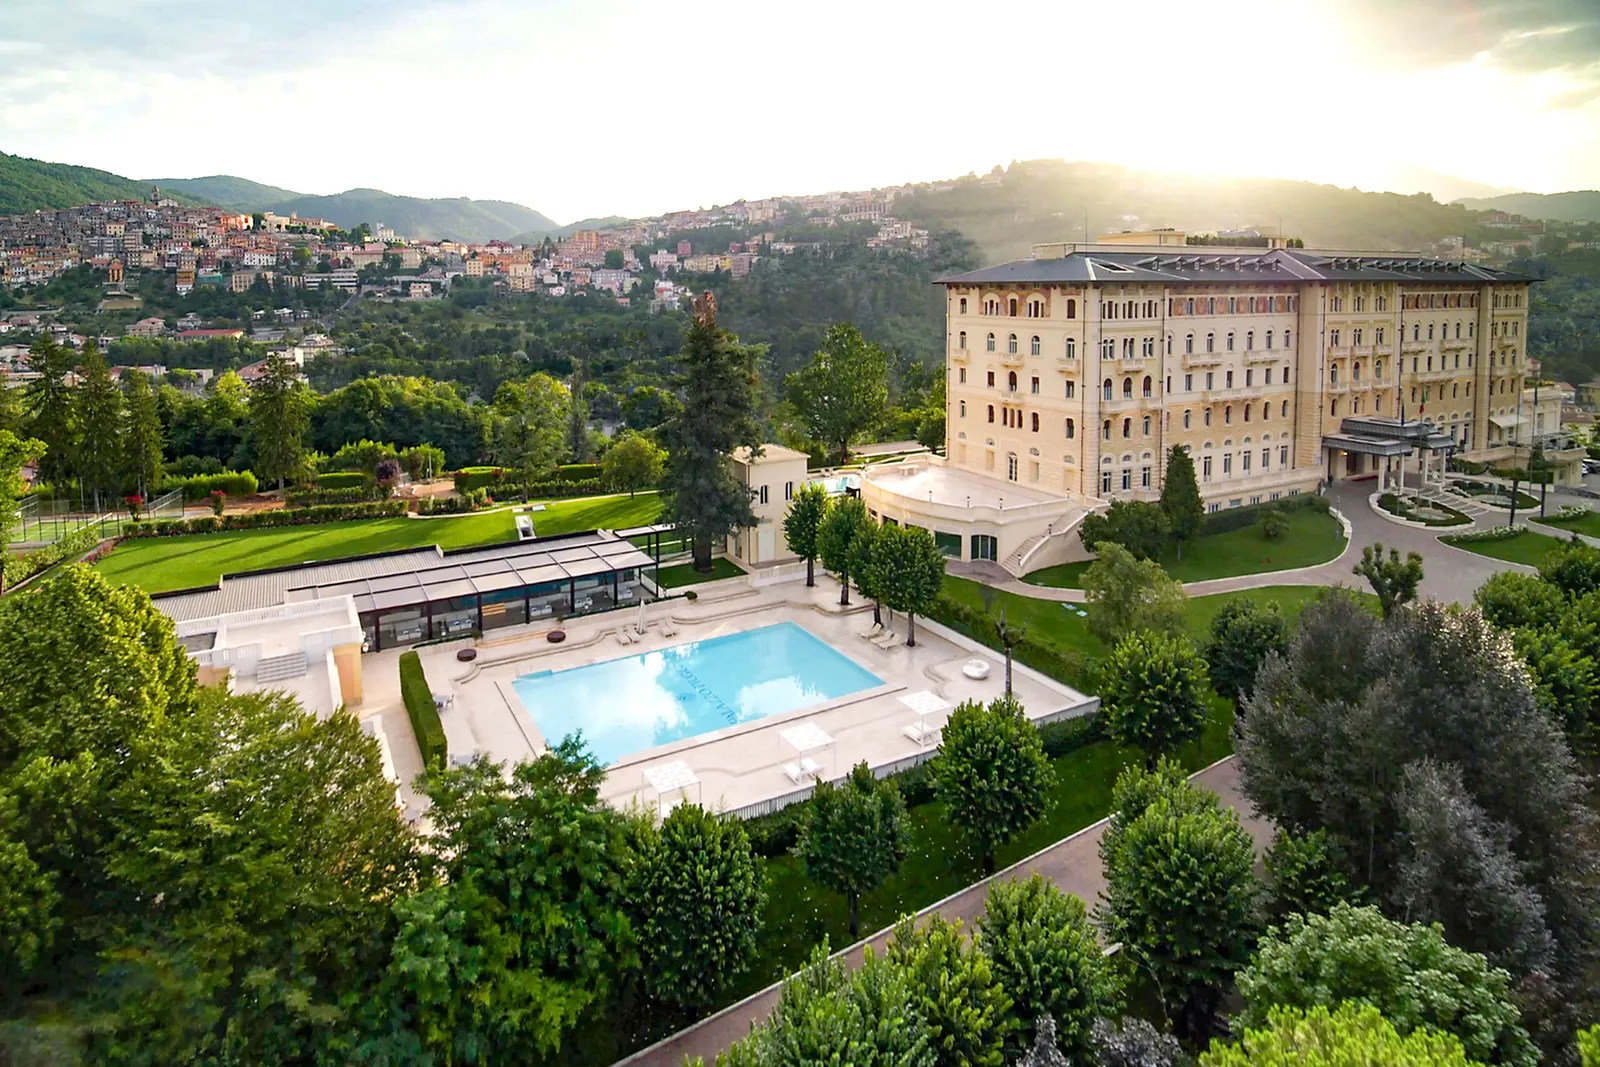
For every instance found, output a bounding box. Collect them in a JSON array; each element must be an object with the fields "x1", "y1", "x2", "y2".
[
  {"x1": 151, "y1": 529, "x2": 656, "y2": 623},
  {"x1": 938, "y1": 247, "x2": 1535, "y2": 287}
]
